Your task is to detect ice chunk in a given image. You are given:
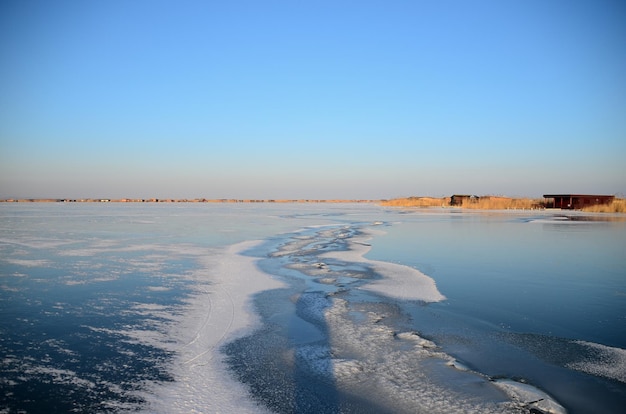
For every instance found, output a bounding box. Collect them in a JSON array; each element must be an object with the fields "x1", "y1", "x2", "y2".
[{"x1": 494, "y1": 379, "x2": 567, "y2": 414}]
